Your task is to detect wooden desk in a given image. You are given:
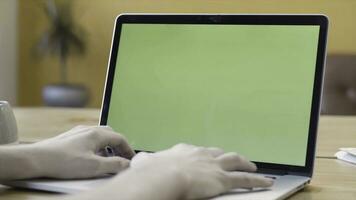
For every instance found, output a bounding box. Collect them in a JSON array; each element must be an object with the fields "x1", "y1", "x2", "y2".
[
  {"x1": 317, "y1": 116, "x2": 356, "y2": 157},
  {"x1": 14, "y1": 107, "x2": 100, "y2": 142},
  {"x1": 1, "y1": 107, "x2": 355, "y2": 200}
]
